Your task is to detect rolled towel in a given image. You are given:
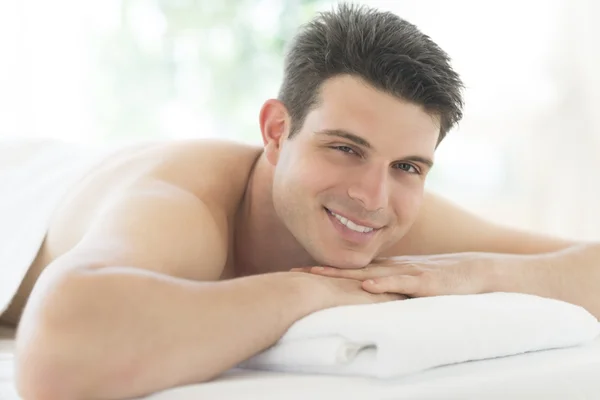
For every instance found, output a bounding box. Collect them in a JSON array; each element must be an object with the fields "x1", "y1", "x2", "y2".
[{"x1": 238, "y1": 292, "x2": 600, "y2": 378}]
